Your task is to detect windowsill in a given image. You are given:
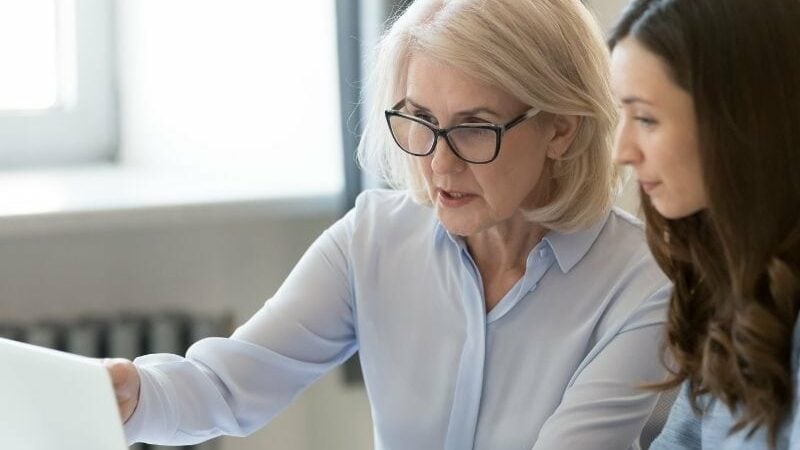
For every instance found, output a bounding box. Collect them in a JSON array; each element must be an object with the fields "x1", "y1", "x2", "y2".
[{"x1": 0, "y1": 164, "x2": 344, "y2": 236}]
